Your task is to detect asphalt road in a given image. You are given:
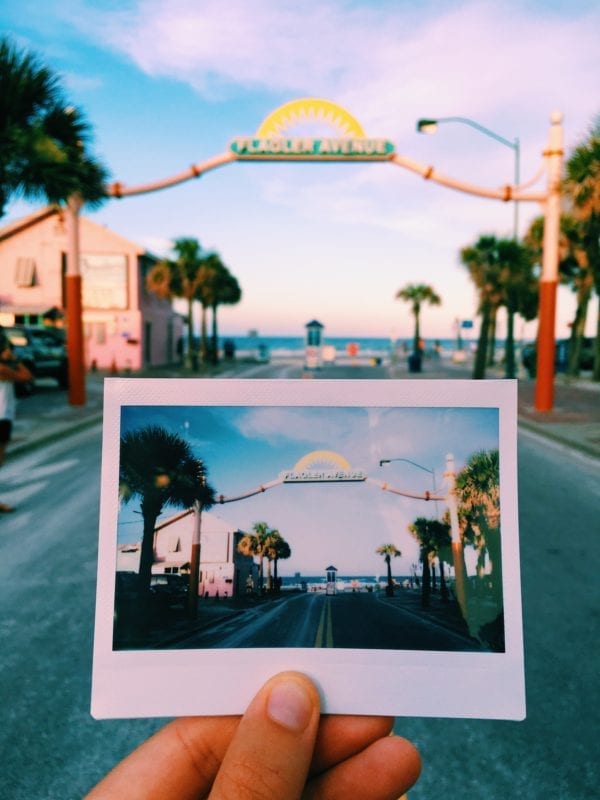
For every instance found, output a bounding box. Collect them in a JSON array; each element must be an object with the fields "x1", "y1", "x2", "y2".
[
  {"x1": 170, "y1": 591, "x2": 481, "y2": 651},
  {"x1": 0, "y1": 381, "x2": 598, "y2": 798}
]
